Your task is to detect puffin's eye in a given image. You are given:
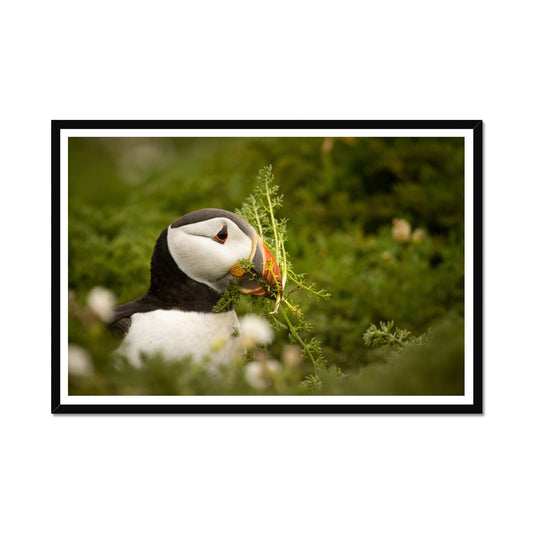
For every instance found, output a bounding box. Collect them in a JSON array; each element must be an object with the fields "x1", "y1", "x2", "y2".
[{"x1": 213, "y1": 225, "x2": 228, "y2": 243}]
